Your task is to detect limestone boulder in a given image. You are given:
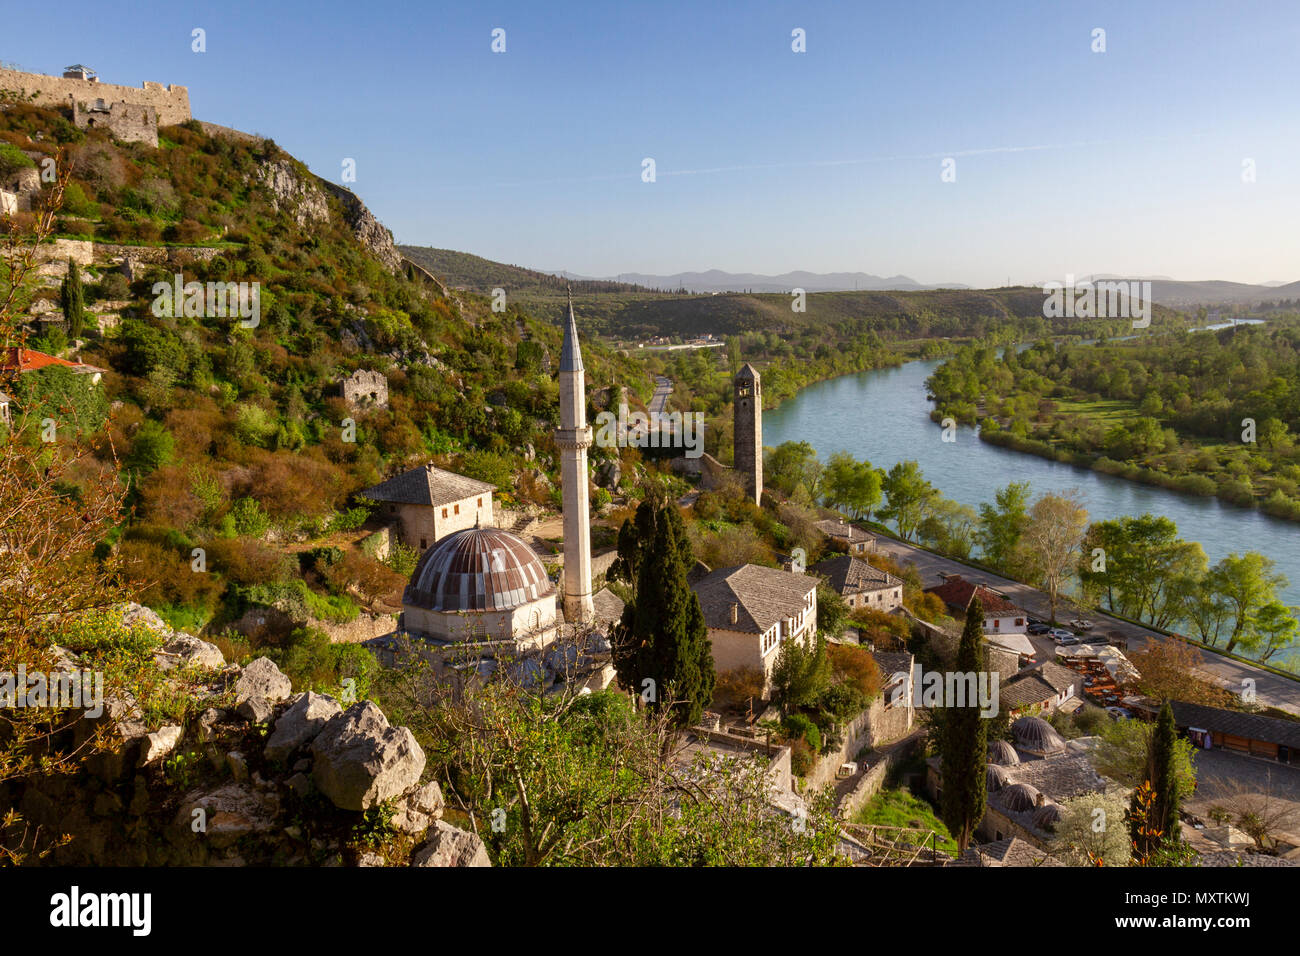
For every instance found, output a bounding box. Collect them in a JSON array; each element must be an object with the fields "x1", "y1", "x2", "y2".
[
  {"x1": 391, "y1": 780, "x2": 445, "y2": 835},
  {"x1": 265, "y1": 692, "x2": 342, "y2": 763},
  {"x1": 154, "y1": 633, "x2": 225, "y2": 672},
  {"x1": 411, "y1": 821, "x2": 491, "y2": 867},
  {"x1": 310, "y1": 702, "x2": 425, "y2": 811},
  {"x1": 138, "y1": 725, "x2": 183, "y2": 767},
  {"x1": 233, "y1": 657, "x2": 292, "y2": 705}
]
